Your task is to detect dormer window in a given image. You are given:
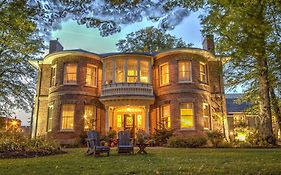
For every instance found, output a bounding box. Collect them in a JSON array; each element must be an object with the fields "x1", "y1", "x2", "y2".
[{"x1": 64, "y1": 63, "x2": 77, "y2": 84}]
